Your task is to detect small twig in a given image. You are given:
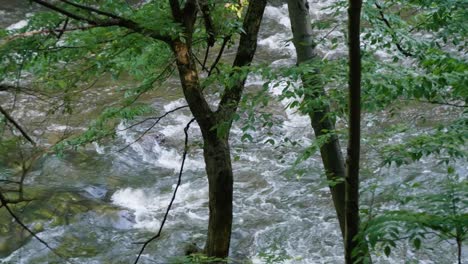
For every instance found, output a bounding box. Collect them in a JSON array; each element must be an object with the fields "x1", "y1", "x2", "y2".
[
  {"x1": 58, "y1": 0, "x2": 123, "y2": 20},
  {"x1": 401, "y1": 99, "x2": 467, "y2": 108},
  {"x1": 0, "y1": 105, "x2": 36, "y2": 146},
  {"x1": 117, "y1": 105, "x2": 189, "y2": 152},
  {"x1": 202, "y1": 45, "x2": 210, "y2": 70},
  {"x1": 374, "y1": 2, "x2": 413, "y2": 57},
  {"x1": 191, "y1": 51, "x2": 211, "y2": 73},
  {"x1": 133, "y1": 118, "x2": 196, "y2": 264},
  {"x1": 56, "y1": 18, "x2": 69, "y2": 39},
  {"x1": 4, "y1": 26, "x2": 100, "y2": 43},
  {"x1": 208, "y1": 35, "x2": 231, "y2": 76},
  {"x1": 318, "y1": 24, "x2": 339, "y2": 44}
]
